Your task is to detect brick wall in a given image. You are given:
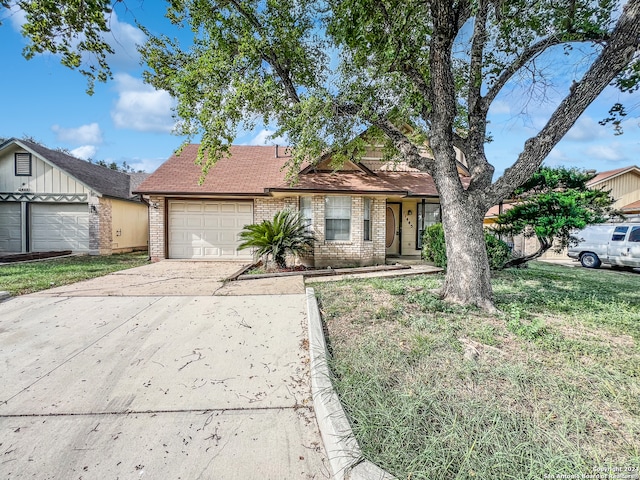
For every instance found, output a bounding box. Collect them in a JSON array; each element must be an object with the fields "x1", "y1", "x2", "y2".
[
  {"x1": 88, "y1": 196, "x2": 100, "y2": 255},
  {"x1": 98, "y1": 197, "x2": 113, "y2": 255},
  {"x1": 148, "y1": 195, "x2": 165, "y2": 262},
  {"x1": 144, "y1": 194, "x2": 388, "y2": 266},
  {"x1": 254, "y1": 197, "x2": 286, "y2": 223},
  {"x1": 312, "y1": 196, "x2": 386, "y2": 268}
]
